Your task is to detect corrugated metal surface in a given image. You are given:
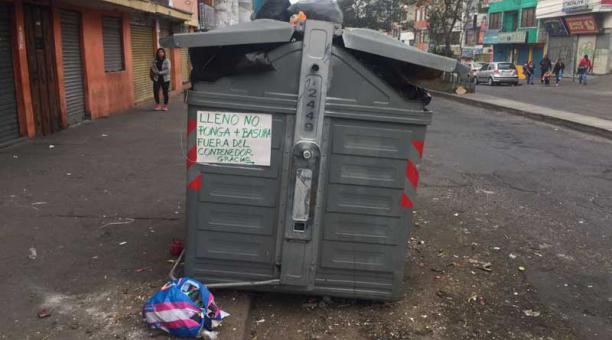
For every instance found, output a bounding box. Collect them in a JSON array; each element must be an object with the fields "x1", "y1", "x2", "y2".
[
  {"x1": 60, "y1": 10, "x2": 85, "y2": 125},
  {"x1": 102, "y1": 16, "x2": 124, "y2": 72},
  {"x1": 0, "y1": 4, "x2": 20, "y2": 145},
  {"x1": 131, "y1": 23, "x2": 154, "y2": 102}
]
